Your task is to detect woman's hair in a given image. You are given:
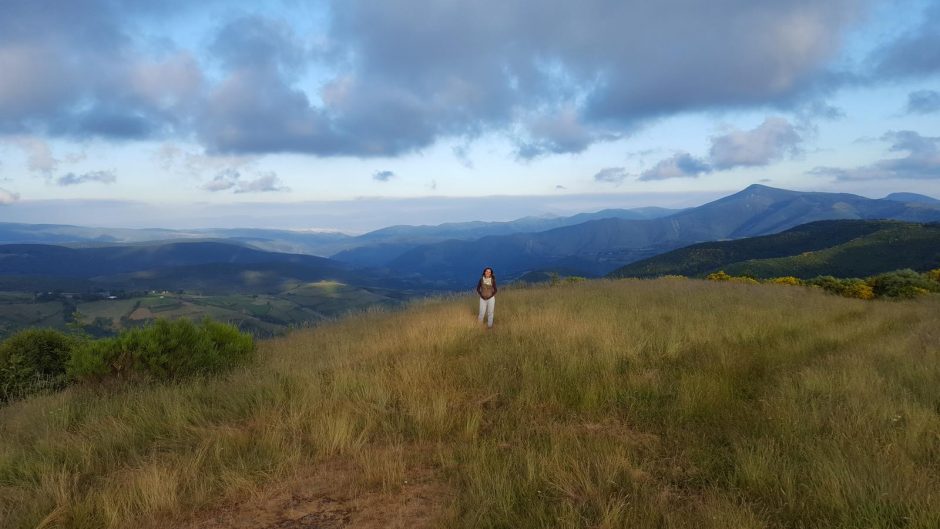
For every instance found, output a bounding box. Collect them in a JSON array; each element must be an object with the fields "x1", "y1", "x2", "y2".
[{"x1": 481, "y1": 267, "x2": 494, "y2": 278}]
